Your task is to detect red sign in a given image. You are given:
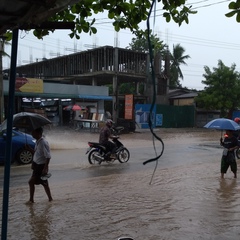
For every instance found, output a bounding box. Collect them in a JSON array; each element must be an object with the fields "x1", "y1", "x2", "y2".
[
  {"x1": 124, "y1": 94, "x2": 134, "y2": 120},
  {"x1": 15, "y1": 77, "x2": 28, "y2": 91}
]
